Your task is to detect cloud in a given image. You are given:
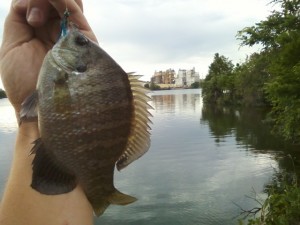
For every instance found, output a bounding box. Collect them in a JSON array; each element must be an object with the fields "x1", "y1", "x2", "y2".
[
  {"x1": 0, "y1": 0, "x2": 273, "y2": 86},
  {"x1": 83, "y1": 0, "x2": 271, "y2": 78},
  {"x1": 0, "y1": 3, "x2": 10, "y2": 45}
]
